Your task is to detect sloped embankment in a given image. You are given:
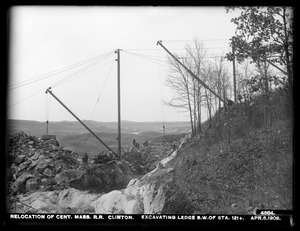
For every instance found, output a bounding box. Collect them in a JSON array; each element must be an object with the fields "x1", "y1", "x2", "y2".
[{"x1": 160, "y1": 98, "x2": 293, "y2": 214}]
